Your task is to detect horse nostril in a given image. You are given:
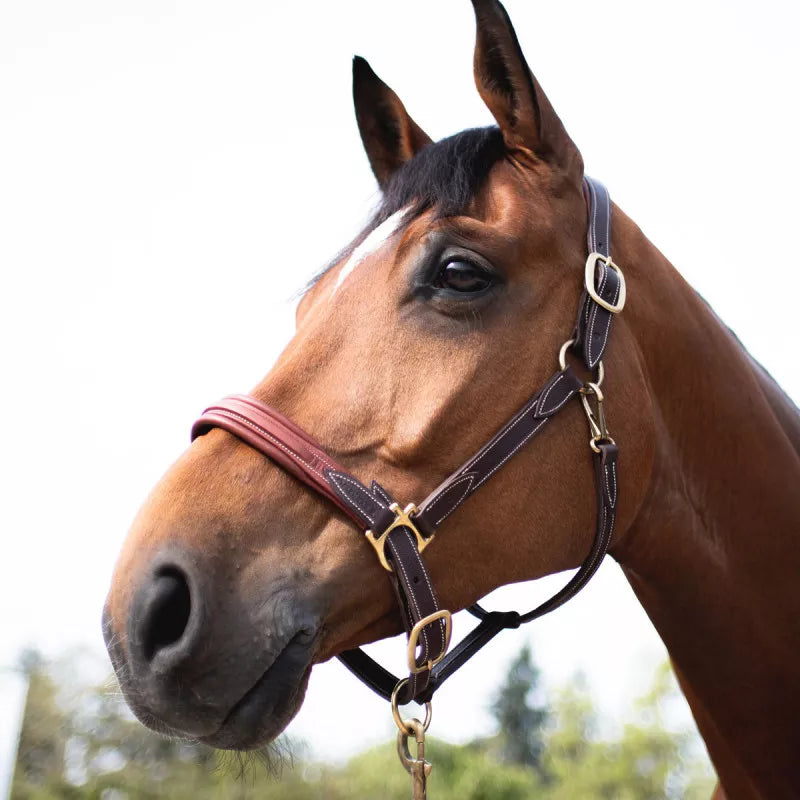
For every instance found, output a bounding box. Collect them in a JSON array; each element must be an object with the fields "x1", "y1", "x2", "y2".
[{"x1": 139, "y1": 568, "x2": 192, "y2": 662}]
